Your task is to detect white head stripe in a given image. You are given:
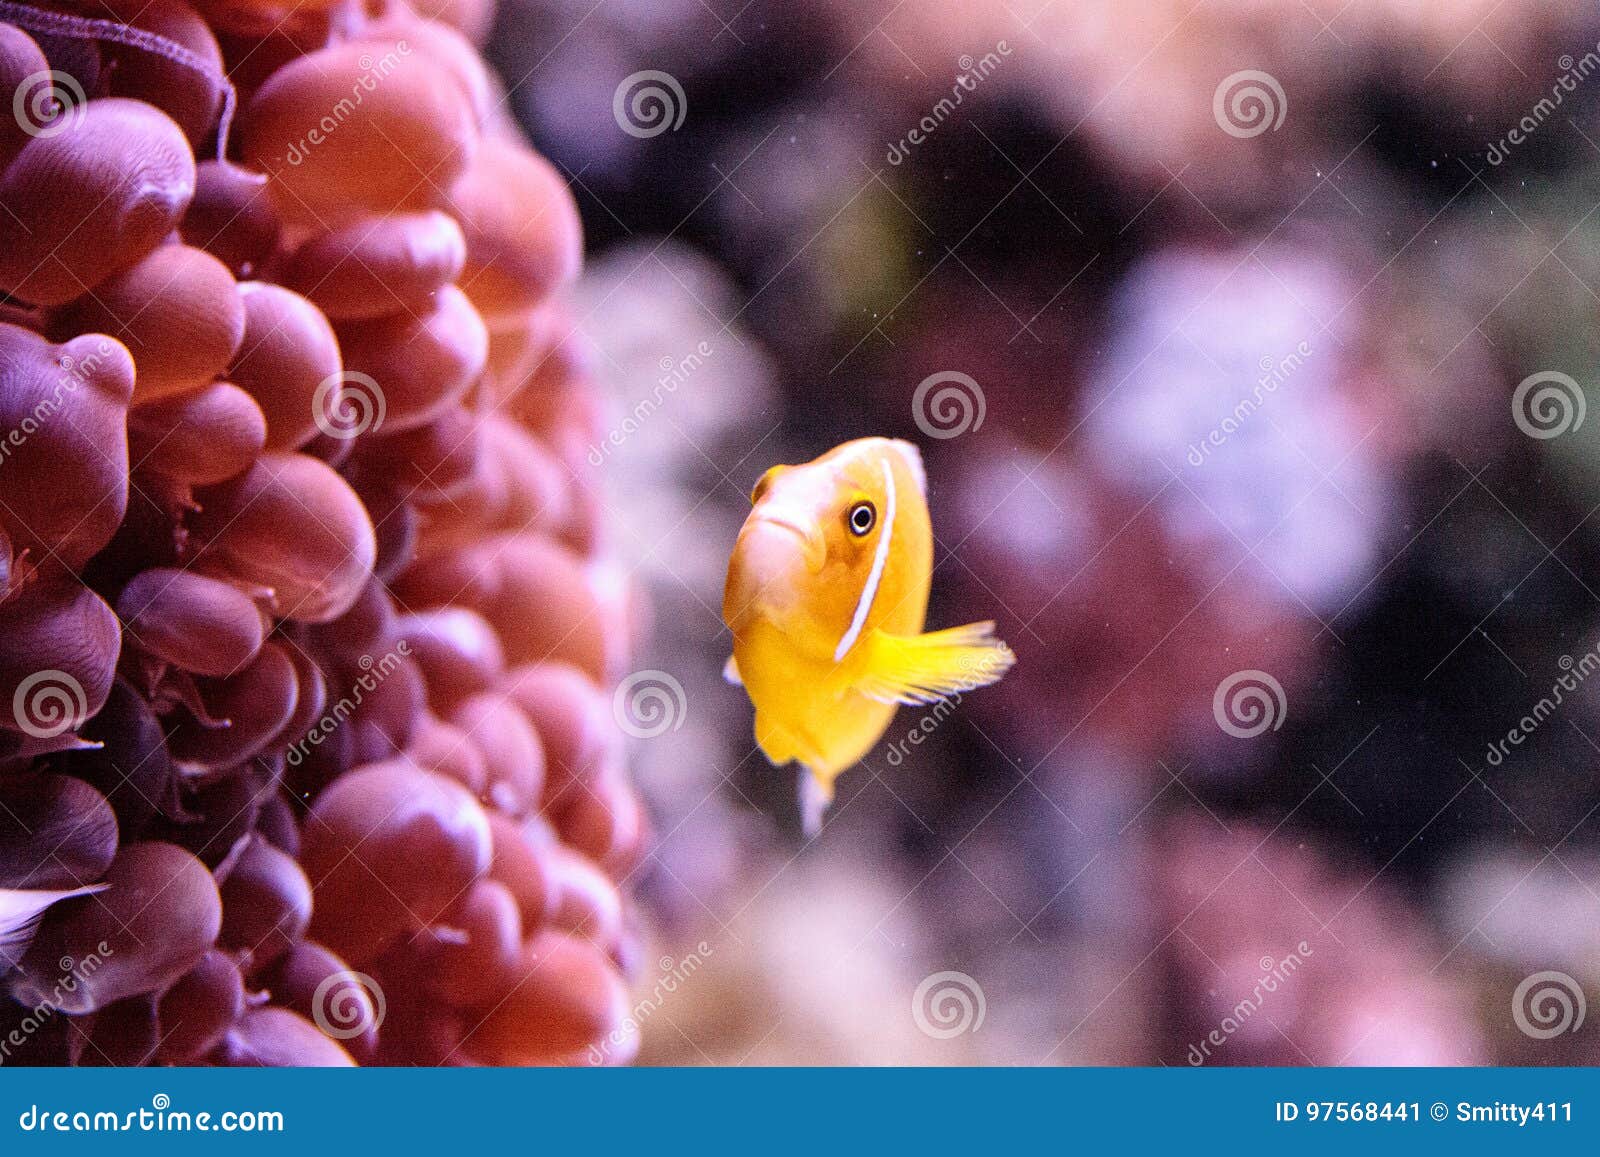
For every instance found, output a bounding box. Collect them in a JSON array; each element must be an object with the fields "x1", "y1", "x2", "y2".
[{"x1": 835, "y1": 457, "x2": 896, "y2": 662}]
